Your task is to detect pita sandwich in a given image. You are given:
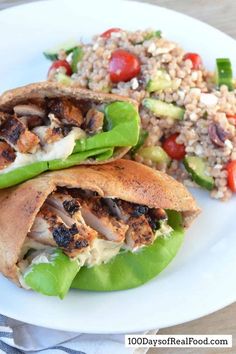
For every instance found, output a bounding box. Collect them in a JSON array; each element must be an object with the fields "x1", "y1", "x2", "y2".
[
  {"x1": 0, "y1": 159, "x2": 200, "y2": 298},
  {"x1": 0, "y1": 82, "x2": 139, "y2": 188}
]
